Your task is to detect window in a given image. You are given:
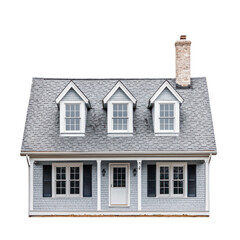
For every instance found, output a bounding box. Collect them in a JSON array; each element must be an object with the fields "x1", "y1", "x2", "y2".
[
  {"x1": 160, "y1": 103, "x2": 174, "y2": 130},
  {"x1": 107, "y1": 101, "x2": 133, "y2": 134},
  {"x1": 157, "y1": 163, "x2": 187, "y2": 197},
  {"x1": 173, "y1": 166, "x2": 184, "y2": 194},
  {"x1": 113, "y1": 167, "x2": 126, "y2": 187},
  {"x1": 154, "y1": 101, "x2": 180, "y2": 135},
  {"x1": 160, "y1": 166, "x2": 169, "y2": 195},
  {"x1": 65, "y1": 103, "x2": 80, "y2": 131},
  {"x1": 56, "y1": 167, "x2": 66, "y2": 195},
  {"x1": 113, "y1": 103, "x2": 128, "y2": 130},
  {"x1": 52, "y1": 163, "x2": 83, "y2": 197},
  {"x1": 59, "y1": 101, "x2": 86, "y2": 136}
]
